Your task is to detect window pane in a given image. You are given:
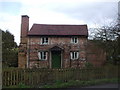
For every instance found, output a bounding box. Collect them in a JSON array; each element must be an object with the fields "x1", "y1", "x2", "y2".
[
  {"x1": 70, "y1": 52, "x2": 73, "y2": 59},
  {"x1": 43, "y1": 52, "x2": 46, "y2": 59},
  {"x1": 43, "y1": 55, "x2": 46, "y2": 59},
  {"x1": 71, "y1": 38, "x2": 74, "y2": 43},
  {"x1": 77, "y1": 52, "x2": 79, "y2": 59},
  {"x1": 40, "y1": 52, "x2": 43, "y2": 59},
  {"x1": 75, "y1": 38, "x2": 77, "y2": 43},
  {"x1": 75, "y1": 52, "x2": 77, "y2": 59},
  {"x1": 46, "y1": 38, "x2": 48, "y2": 43},
  {"x1": 72, "y1": 52, "x2": 74, "y2": 59},
  {"x1": 42, "y1": 38, "x2": 44, "y2": 44}
]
